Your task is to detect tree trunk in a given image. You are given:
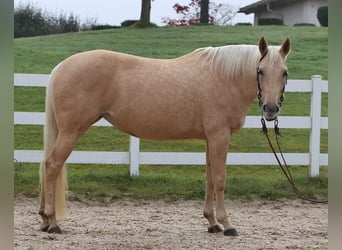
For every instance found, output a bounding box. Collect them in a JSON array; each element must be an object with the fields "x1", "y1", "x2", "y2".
[
  {"x1": 200, "y1": 0, "x2": 209, "y2": 24},
  {"x1": 140, "y1": 0, "x2": 151, "y2": 26}
]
